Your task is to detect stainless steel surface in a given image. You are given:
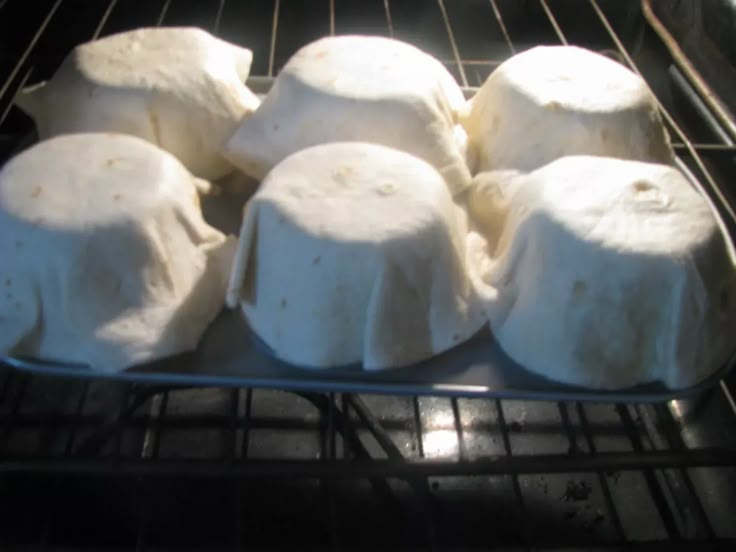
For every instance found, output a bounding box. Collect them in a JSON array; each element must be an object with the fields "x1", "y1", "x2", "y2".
[{"x1": 1, "y1": 1, "x2": 736, "y2": 550}]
